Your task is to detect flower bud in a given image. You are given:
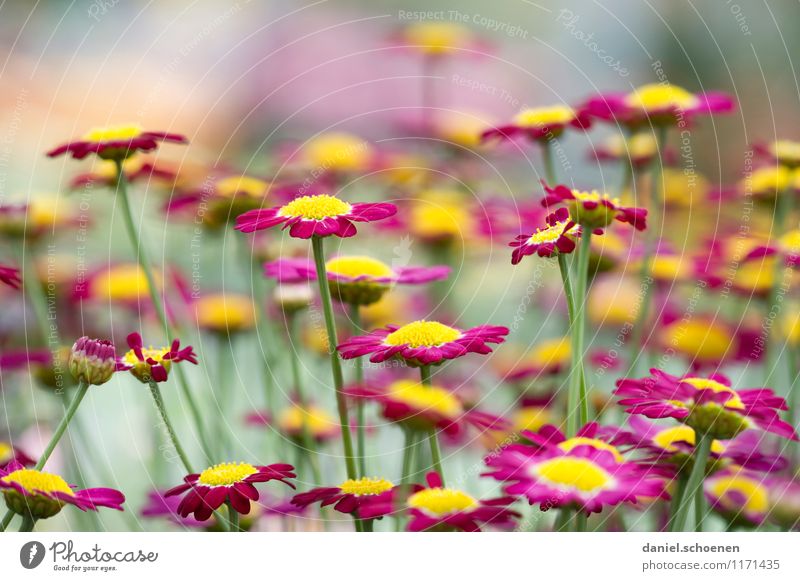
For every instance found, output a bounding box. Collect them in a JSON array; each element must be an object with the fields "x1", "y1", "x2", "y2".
[{"x1": 69, "y1": 337, "x2": 118, "y2": 386}]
